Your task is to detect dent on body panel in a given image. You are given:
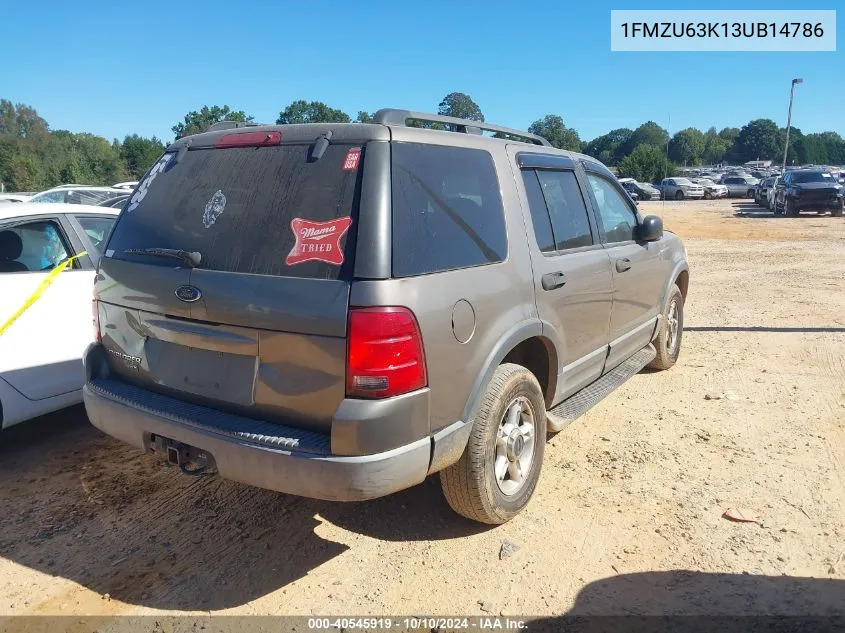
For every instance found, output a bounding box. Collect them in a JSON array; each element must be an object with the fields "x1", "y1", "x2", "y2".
[{"x1": 254, "y1": 331, "x2": 345, "y2": 423}]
